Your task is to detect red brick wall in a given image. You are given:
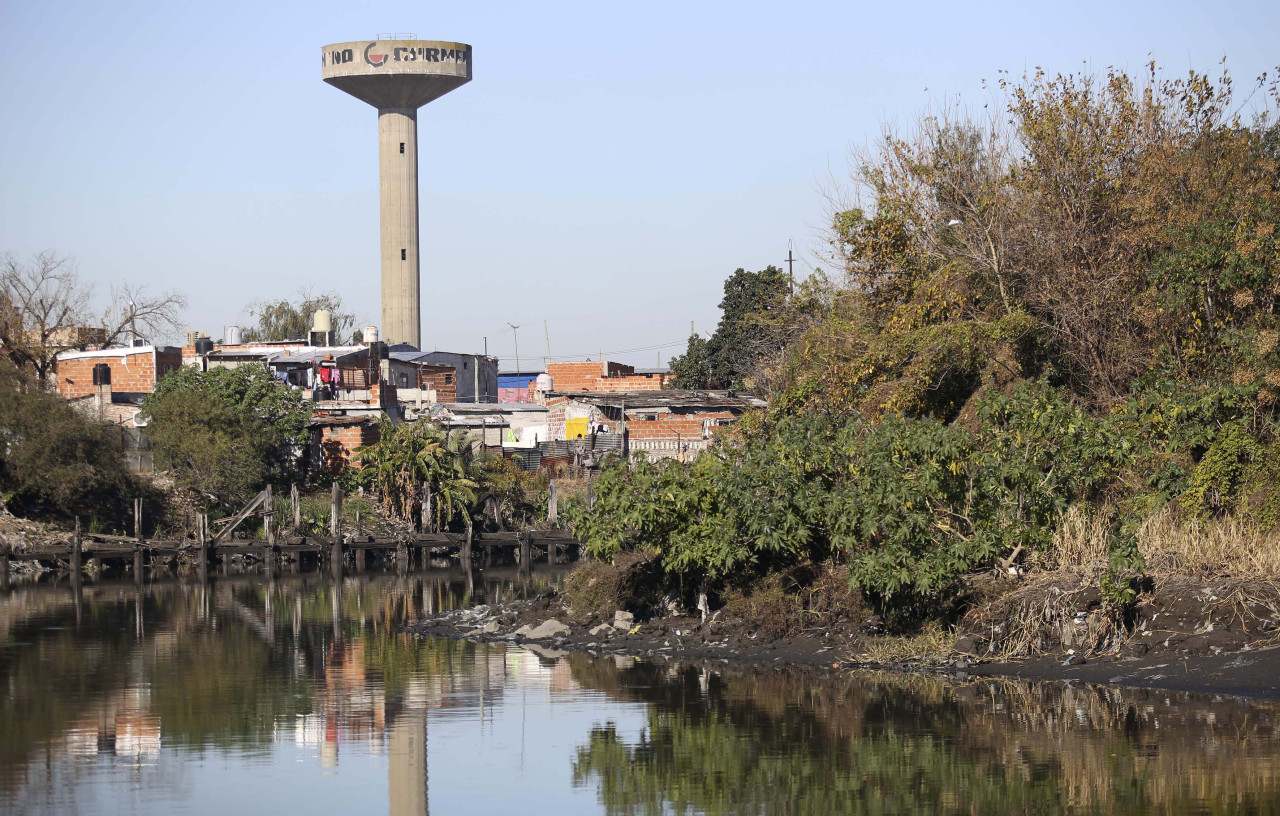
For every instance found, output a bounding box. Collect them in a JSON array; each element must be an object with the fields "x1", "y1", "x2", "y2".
[
  {"x1": 317, "y1": 422, "x2": 381, "y2": 474},
  {"x1": 547, "y1": 361, "x2": 667, "y2": 393},
  {"x1": 546, "y1": 361, "x2": 607, "y2": 392},
  {"x1": 56, "y1": 351, "x2": 158, "y2": 398}
]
